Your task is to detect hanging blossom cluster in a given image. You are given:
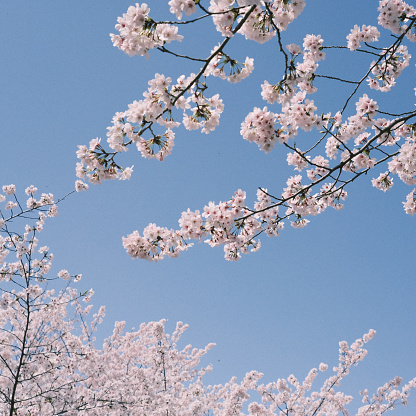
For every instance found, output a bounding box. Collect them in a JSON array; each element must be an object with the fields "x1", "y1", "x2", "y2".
[
  {"x1": 110, "y1": 3, "x2": 184, "y2": 58},
  {"x1": 206, "y1": 0, "x2": 305, "y2": 40},
  {"x1": 241, "y1": 34, "x2": 325, "y2": 153},
  {"x1": 378, "y1": 0, "x2": 416, "y2": 41},
  {"x1": 403, "y1": 188, "x2": 416, "y2": 214},
  {"x1": 259, "y1": 34, "x2": 325, "y2": 108},
  {"x1": 388, "y1": 134, "x2": 416, "y2": 185},
  {"x1": 367, "y1": 1, "x2": 416, "y2": 91},
  {"x1": 76, "y1": 72, "x2": 226, "y2": 182},
  {"x1": 168, "y1": 0, "x2": 197, "y2": 20},
  {"x1": 367, "y1": 45, "x2": 411, "y2": 92},
  {"x1": 204, "y1": 46, "x2": 254, "y2": 83},
  {"x1": 346, "y1": 25, "x2": 380, "y2": 51},
  {"x1": 237, "y1": 1, "x2": 306, "y2": 42},
  {"x1": 241, "y1": 89, "x2": 319, "y2": 154}
]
